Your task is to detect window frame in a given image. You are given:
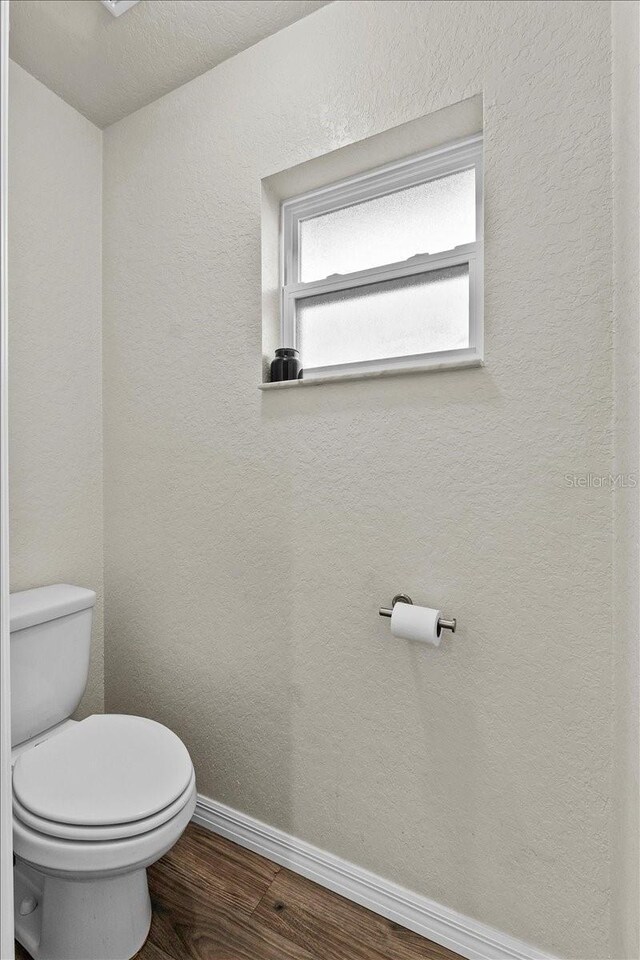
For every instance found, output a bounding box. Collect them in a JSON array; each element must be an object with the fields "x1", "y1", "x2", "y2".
[{"x1": 280, "y1": 134, "x2": 484, "y2": 380}]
